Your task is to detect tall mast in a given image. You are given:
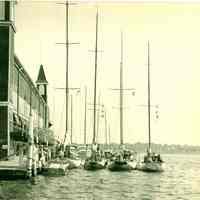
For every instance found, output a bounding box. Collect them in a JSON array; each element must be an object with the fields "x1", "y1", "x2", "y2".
[
  {"x1": 147, "y1": 41, "x2": 151, "y2": 150},
  {"x1": 84, "y1": 86, "x2": 87, "y2": 145},
  {"x1": 57, "y1": 1, "x2": 79, "y2": 145},
  {"x1": 63, "y1": 2, "x2": 69, "y2": 144},
  {"x1": 70, "y1": 94, "x2": 73, "y2": 144},
  {"x1": 120, "y1": 31, "x2": 124, "y2": 145},
  {"x1": 92, "y1": 11, "x2": 99, "y2": 144}
]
